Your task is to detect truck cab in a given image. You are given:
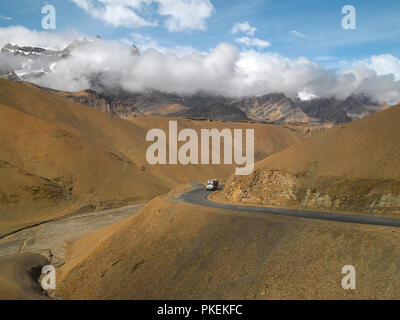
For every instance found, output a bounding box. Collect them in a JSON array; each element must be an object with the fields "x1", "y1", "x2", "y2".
[{"x1": 206, "y1": 179, "x2": 219, "y2": 191}]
